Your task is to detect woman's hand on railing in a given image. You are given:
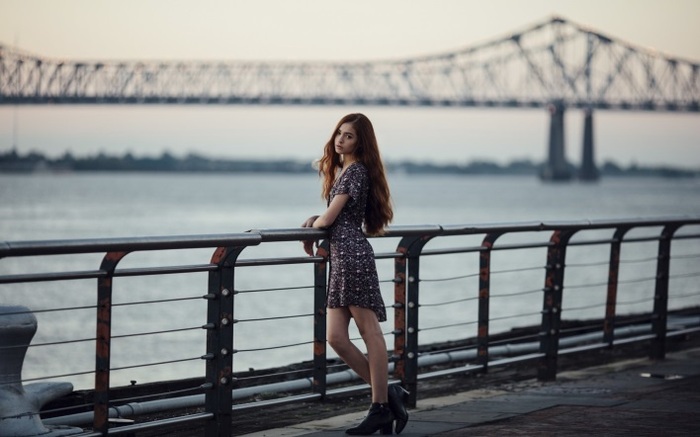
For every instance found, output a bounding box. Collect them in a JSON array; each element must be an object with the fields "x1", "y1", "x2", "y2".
[{"x1": 301, "y1": 216, "x2": 320, "y2": 256}]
